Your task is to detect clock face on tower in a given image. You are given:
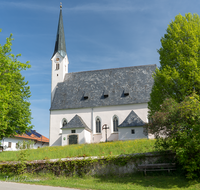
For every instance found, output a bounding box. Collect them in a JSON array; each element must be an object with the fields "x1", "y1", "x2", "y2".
[{"x1": 54, "y1": 57, "x2": 60, "y2": 63}]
